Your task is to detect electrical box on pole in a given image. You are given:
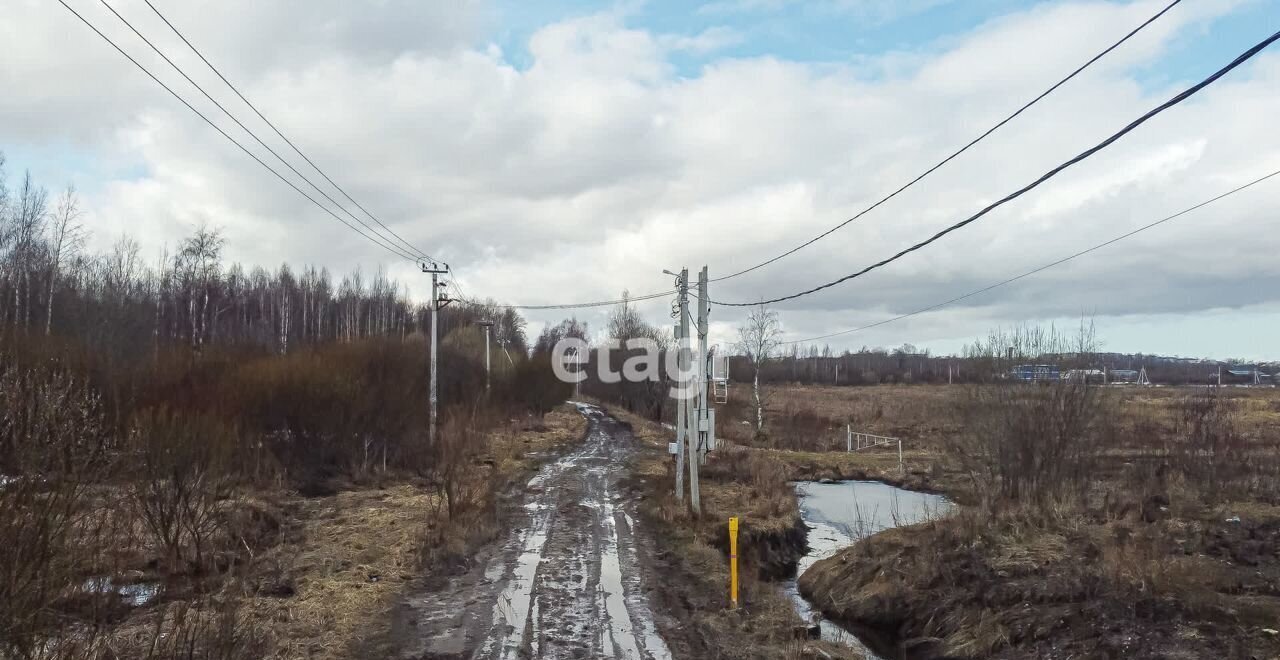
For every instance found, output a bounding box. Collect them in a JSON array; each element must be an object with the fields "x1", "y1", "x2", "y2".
[{"x1": 712, "y1": 353, "x2": 729, "y2": 404}]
